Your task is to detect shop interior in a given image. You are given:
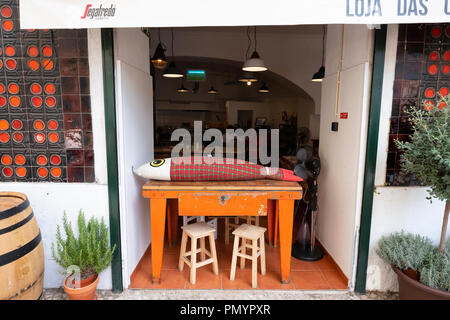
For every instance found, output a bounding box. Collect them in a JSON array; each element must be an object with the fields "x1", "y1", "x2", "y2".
[{"x1": 117, "y1": 25, "x2": 349, "y2": 290}]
